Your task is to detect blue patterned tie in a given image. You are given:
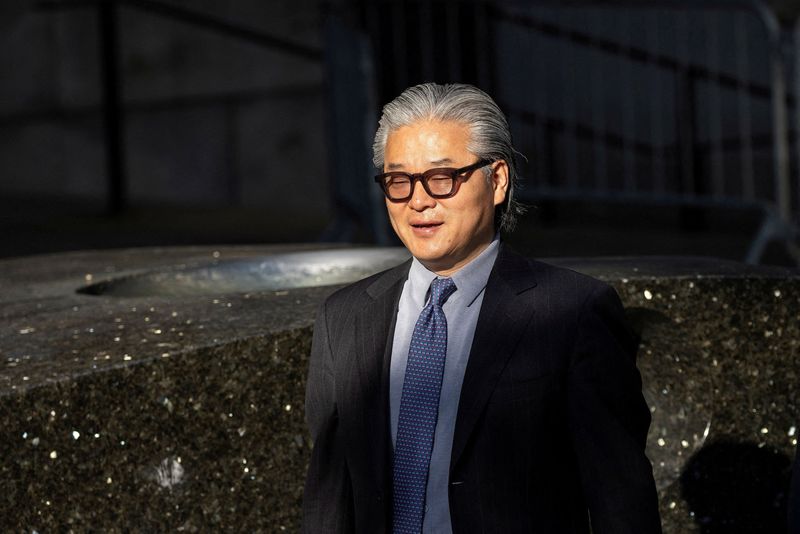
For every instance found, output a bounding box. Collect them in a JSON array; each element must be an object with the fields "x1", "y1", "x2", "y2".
[{"x1": 393, "y1": 277, "x2": 457, "y2": 534}]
